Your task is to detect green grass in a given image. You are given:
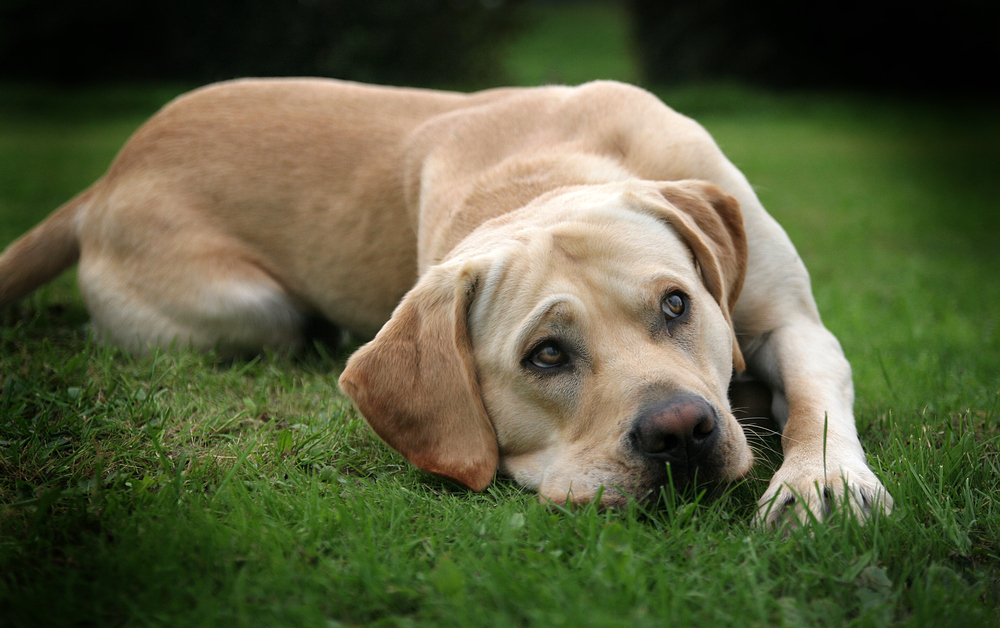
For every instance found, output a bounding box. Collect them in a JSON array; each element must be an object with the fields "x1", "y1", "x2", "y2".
[
  {"x1": 501, "y1": 1, "x2": 640, "y2": 86},
  {"x1": 2, "y1": 3, "x2": 1000, "y2": 626}
]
